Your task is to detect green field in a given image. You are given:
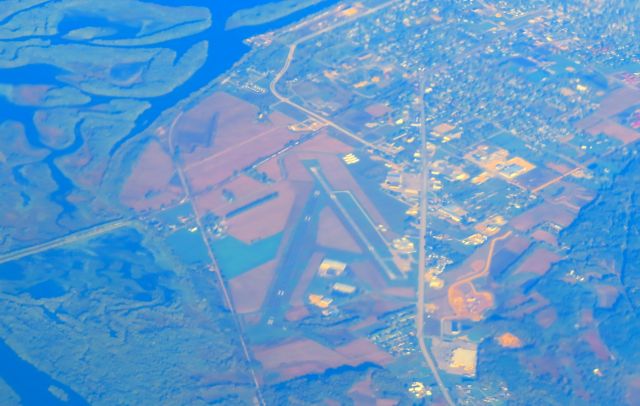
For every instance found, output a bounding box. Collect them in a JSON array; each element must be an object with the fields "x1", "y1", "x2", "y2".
[
  {"x1": 166, "y1": 228, "x2": 210, "y2": 264},
  {"x1": 211, "y1": 233, "x2": 283, "y2": 278}
]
